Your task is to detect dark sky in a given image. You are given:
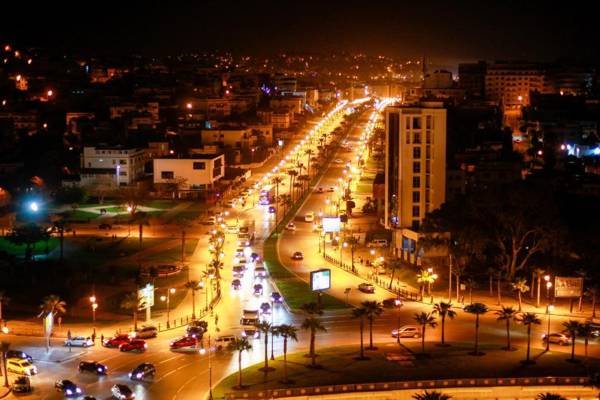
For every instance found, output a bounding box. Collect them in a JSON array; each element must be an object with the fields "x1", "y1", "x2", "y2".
[{"x1": 3, "y1": 1, "x2": 599, "y2": 62}]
